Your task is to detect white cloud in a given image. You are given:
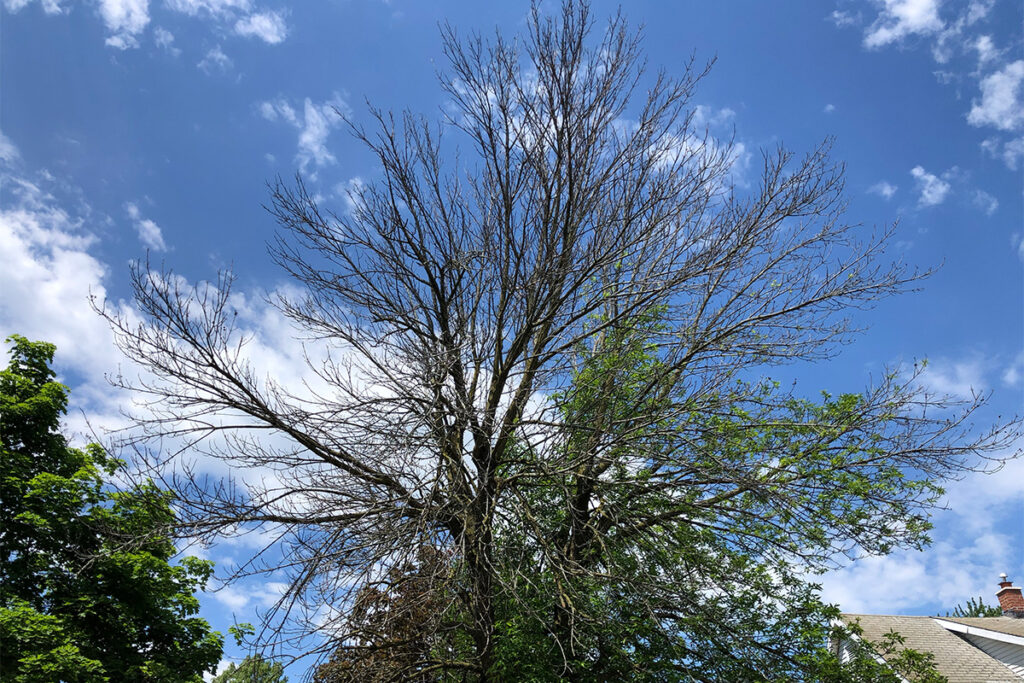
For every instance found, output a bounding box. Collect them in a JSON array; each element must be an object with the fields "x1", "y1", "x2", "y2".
[
  {"x1": 917, "y1": 356, "x2": 987, "y2": 400},
  {"x1": 258, "y1": 95, "x2": 350, "y2": 175},
  {"x1": 2, "y1": 0, "x2": 64, "y2": 14},
  {"x1": 999, "y1": 137, "x2": 1024, "y2": 169},
  {"x1": 909, "y1": 165, "x2": 951, "y2": 207},
  {"x1": 198, "y1": 45, "x2": 233, "y2": 74},
  {"x1": 0, "y1": 171, "x2": 137, "y2": 428},
  {"x1": 867, "y1": 180, "x2": 898, "y2": 199},
  {"x1": 839, "y1": 0, "x2": 1020, "y2": 155},
  {"x1": 940, "y1": 446, "x2": 1024, "y2": 531},
  {"x1": 206, "y1": 577, "x2": 288, "y2": 611},
  {"x1": 964, "y1": 0, "x2": 994, "y2": 24},
  {"x1": 258, "y1": 99, "x2": 291, "y2": 123},
  {"x1": 1002, "y1": 351, "x2": 1024, "y2": 387},
  {"x1": 164, "y1": 0, "x2": 290, "y2": 46},
  {"x1": 974, "y1": 34, "x2": 997, "y2": 65},
  {"x1": 207, "y1": 584, "x2": 250, "y2": 610},
  {"x1": 124, "y1": 202, "x2": 168, "y2": 251},
  {"x1": 335, "y1": 176, "x2": 367, "y2": 216},
  {"x1": 0, "y1": 130, "x2": 20, "y2": 163},
  {"x1": 971, "y1": 189, "x2": 998, "y2": 215},
  {"x1": 164, "y1": 0, "x2": 250, "y2": 18},
  {"x1": 863, "y1": 0, "x2": 944, "y2": 49},
  {"x1": 153, "y1": 27, "x2": 180, "y2": 56},
  {"x1": 980, "y1": 136, "x2": 1024, "y2": 170},
  {"x1": 692, "y1": 104, "x2": 736, "y2": 128},
  {"x1": 204, "y1": 659, "x2": 234, "y2": 683},
  {"x1": 10, "y1": 0, "x2": 289, "y2": 49},
  {"x1": 968, "y1": 60, "x2": 1024, "y2": 132},
  {"x1": 98, "y1": 0, "x2": 150, "y2": 50},
  {"x1": 234, "y1": 9, "x2": 287, "y2": 44},
  {"x1": 1012, "y1": 233, "x2": 1024, "y2": 263},
  {"x1": 822, "y1": 437, "x2": 1023, "y2": 616},
  {"x1": 821, "y1": 528, "x2": 1017, "y2": 614},
  {"x1": 823, "y1": 103, "x2": 837, "y2": 113},
  {"x1": 830, "y1": 10, "x2": 861, "y2": 28}
]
